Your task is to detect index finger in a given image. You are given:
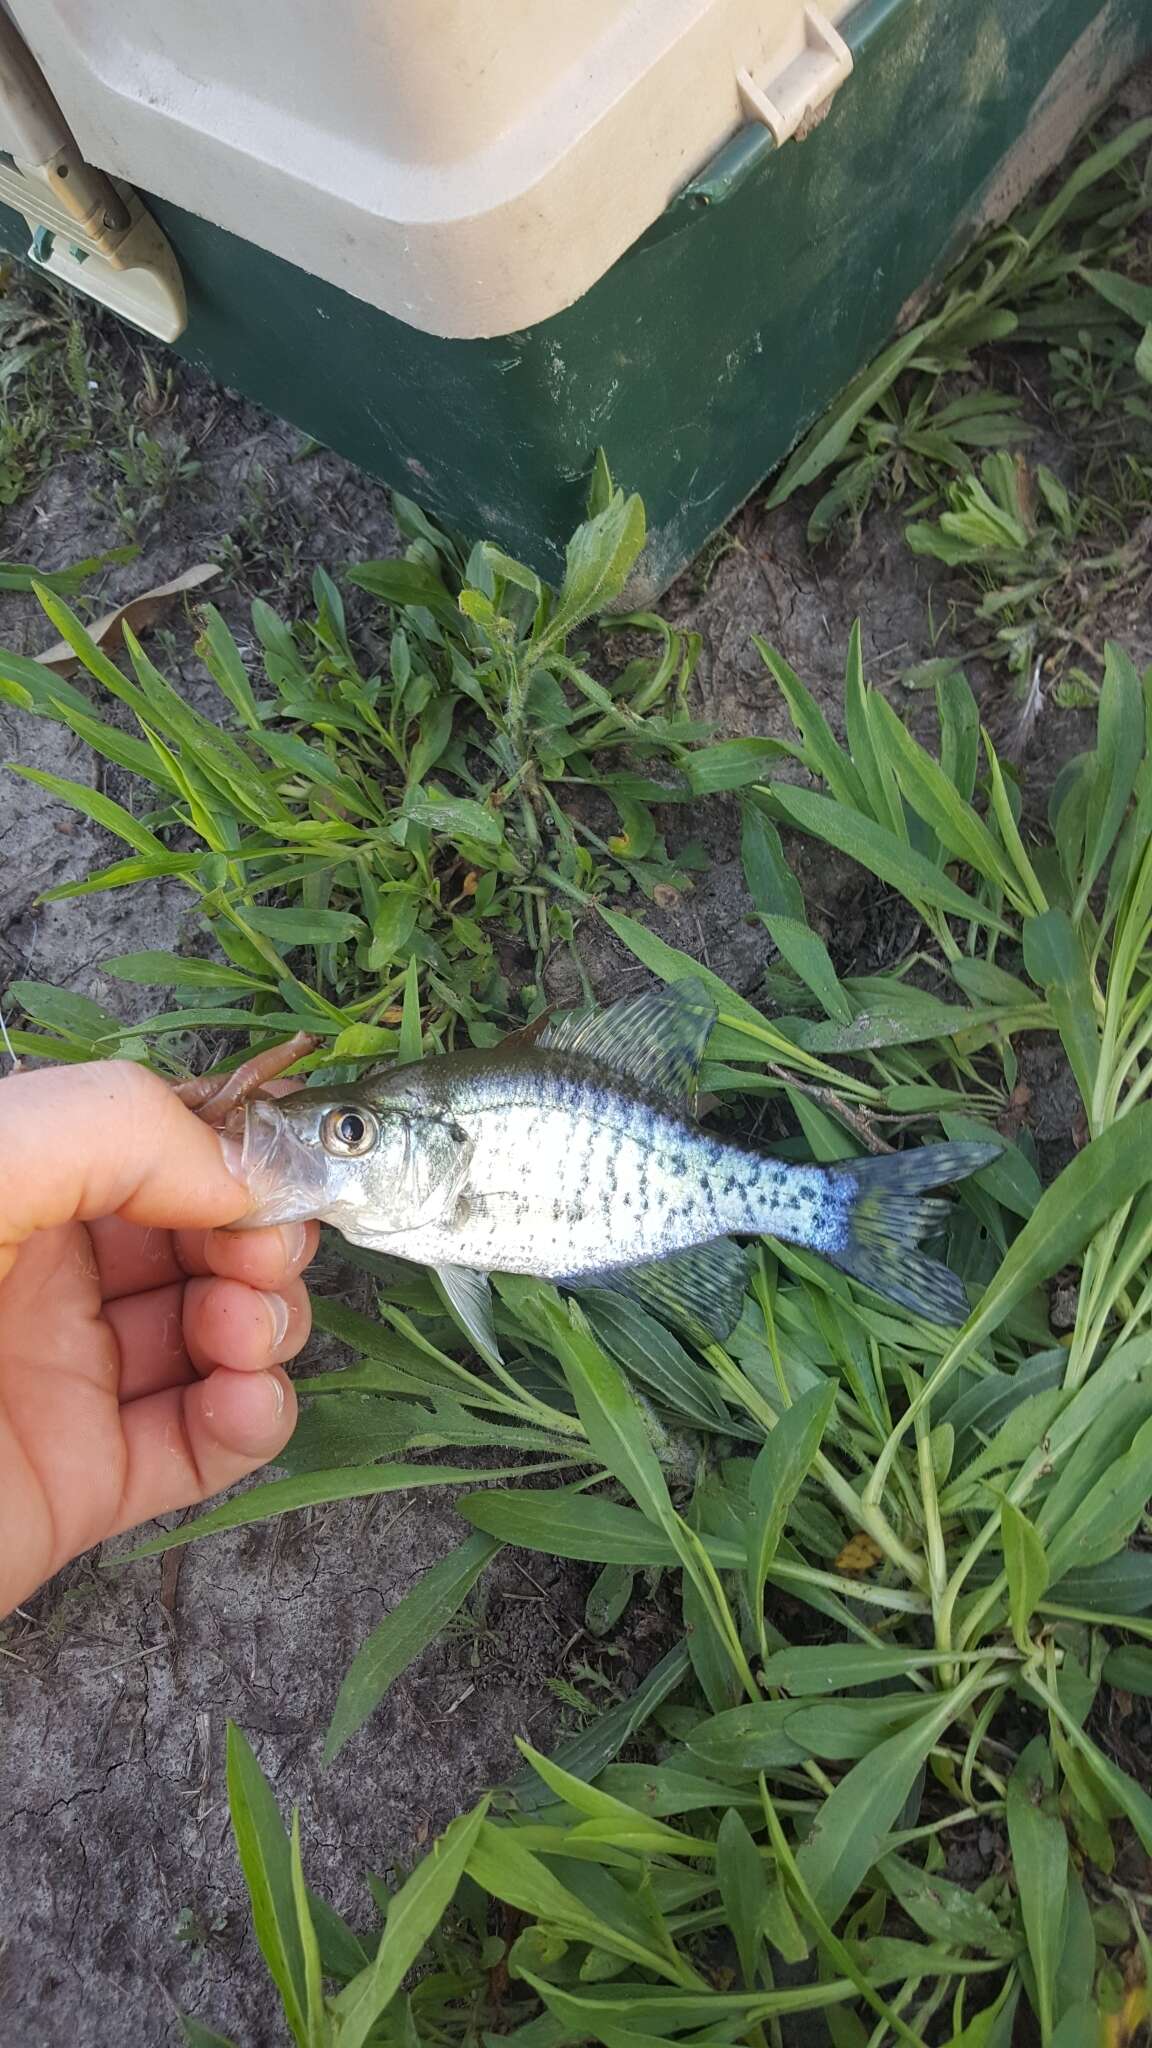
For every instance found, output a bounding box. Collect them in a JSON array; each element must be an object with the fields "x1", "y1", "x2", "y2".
[{"x1": 0, "y1": 1061, "x2": 248, "y2": 1282}]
